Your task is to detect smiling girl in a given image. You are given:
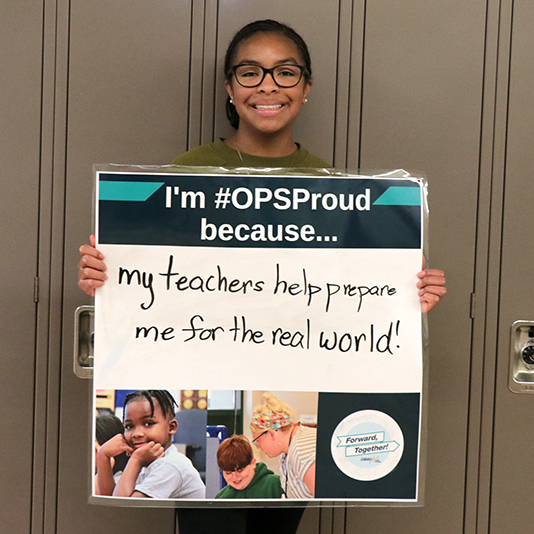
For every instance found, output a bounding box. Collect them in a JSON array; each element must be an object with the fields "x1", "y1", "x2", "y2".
[
  {"x1": 96, "y1": 390, "x2": 205, "y2": 499},
  {"x1": 78, "y1": 19, "x2": 445, "y2": 309},
  {"x1": 82, "y1": 18, "x2": 446, "y2": 534},
  {"x1": 169, "y1": 20, "x2": 326, "y2": 167}
]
